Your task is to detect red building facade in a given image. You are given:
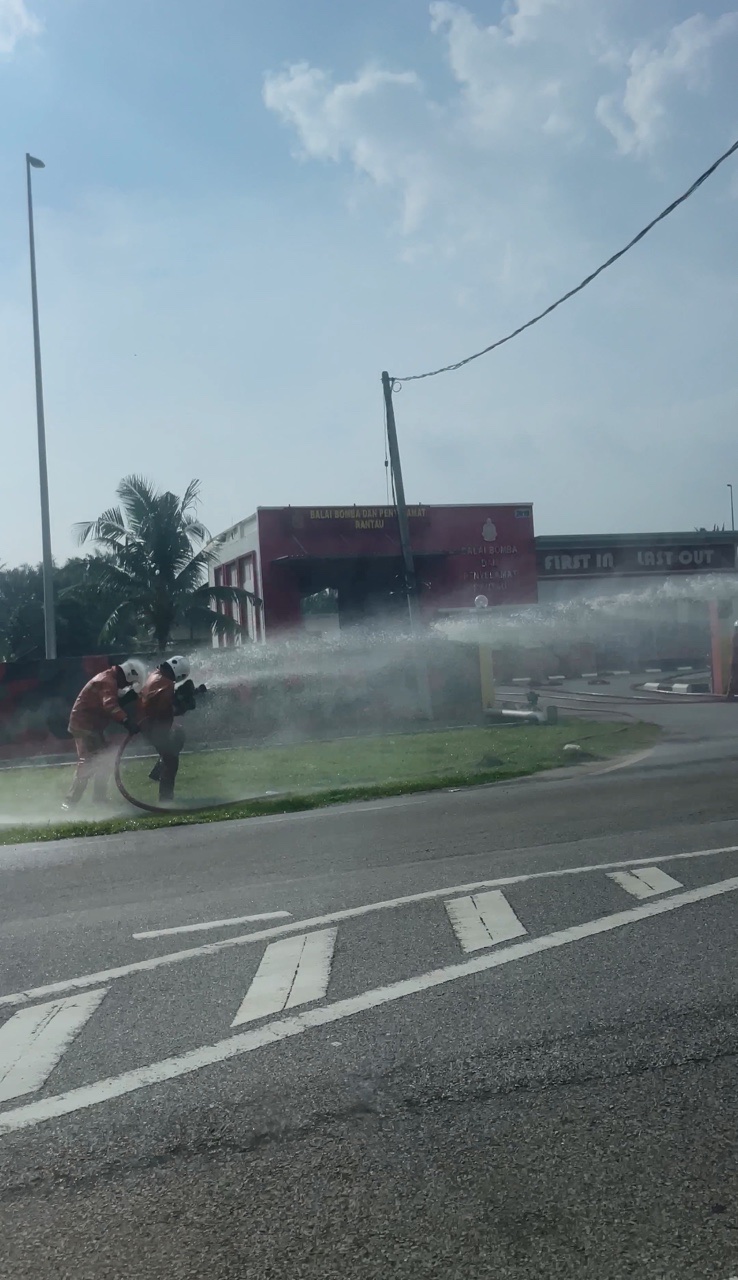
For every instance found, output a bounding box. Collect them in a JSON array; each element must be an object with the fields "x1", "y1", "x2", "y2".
[{"x1": 212, "y1": 504, "x2": 537, "y2": 640}]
